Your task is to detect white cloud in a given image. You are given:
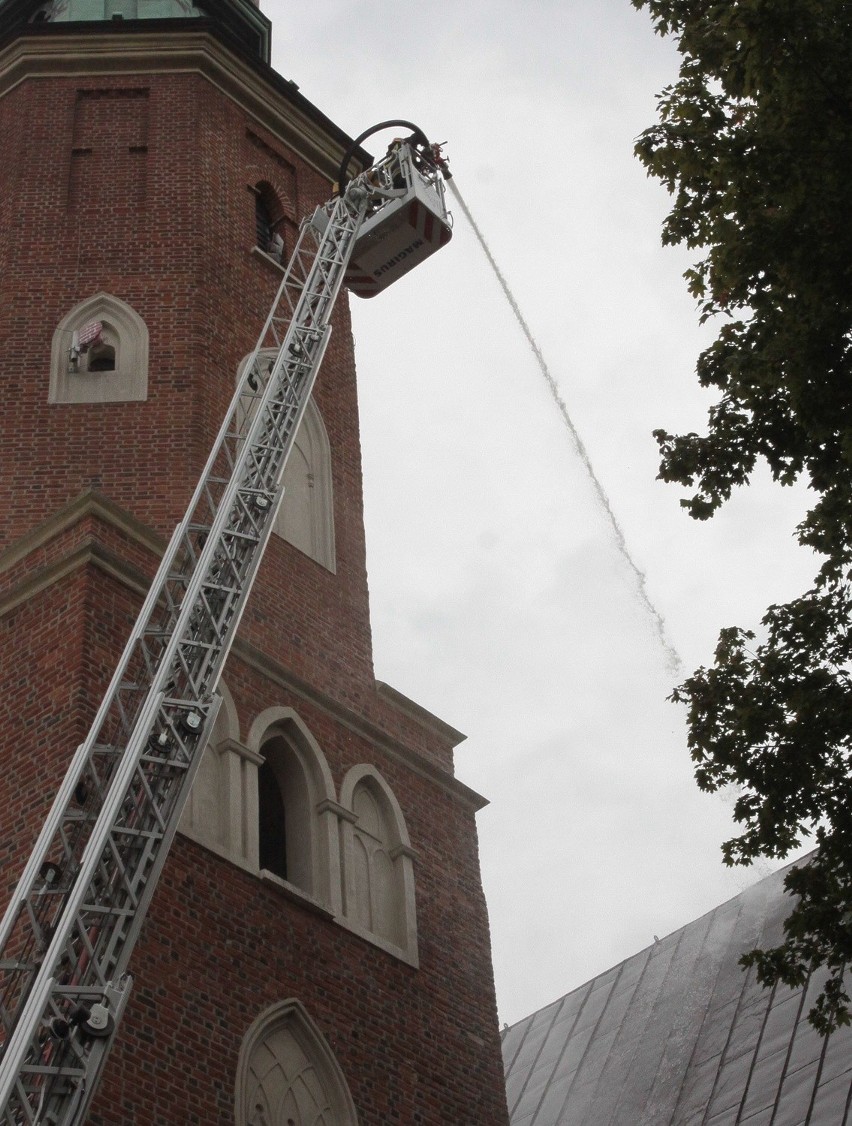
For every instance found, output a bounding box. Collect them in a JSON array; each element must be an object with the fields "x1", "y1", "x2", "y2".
[{"x1": 266, "y1": 0, "x2": 820, "y2": 1025}]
